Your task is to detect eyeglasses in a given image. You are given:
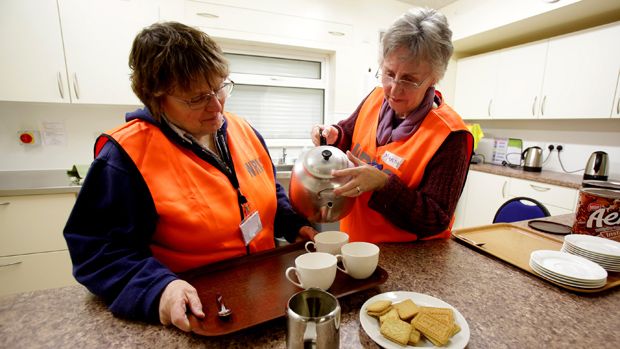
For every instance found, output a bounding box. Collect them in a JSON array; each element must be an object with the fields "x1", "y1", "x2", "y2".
[
  {"x1": 376, "y1": 71, "x2": 428, "y2": 91},
  {"x1": 171, "y1": 80, "x2": 234, "y2": 110}
]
